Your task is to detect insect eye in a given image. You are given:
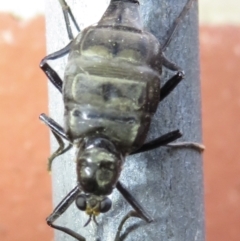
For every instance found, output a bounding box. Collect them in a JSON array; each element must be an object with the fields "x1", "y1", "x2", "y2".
[
  {"x1": 100, "y1": 197, "x2": 112, "y2": 213},
  {"x1": 75, "y1": 194, "x2": 87, "y2": 211}
]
